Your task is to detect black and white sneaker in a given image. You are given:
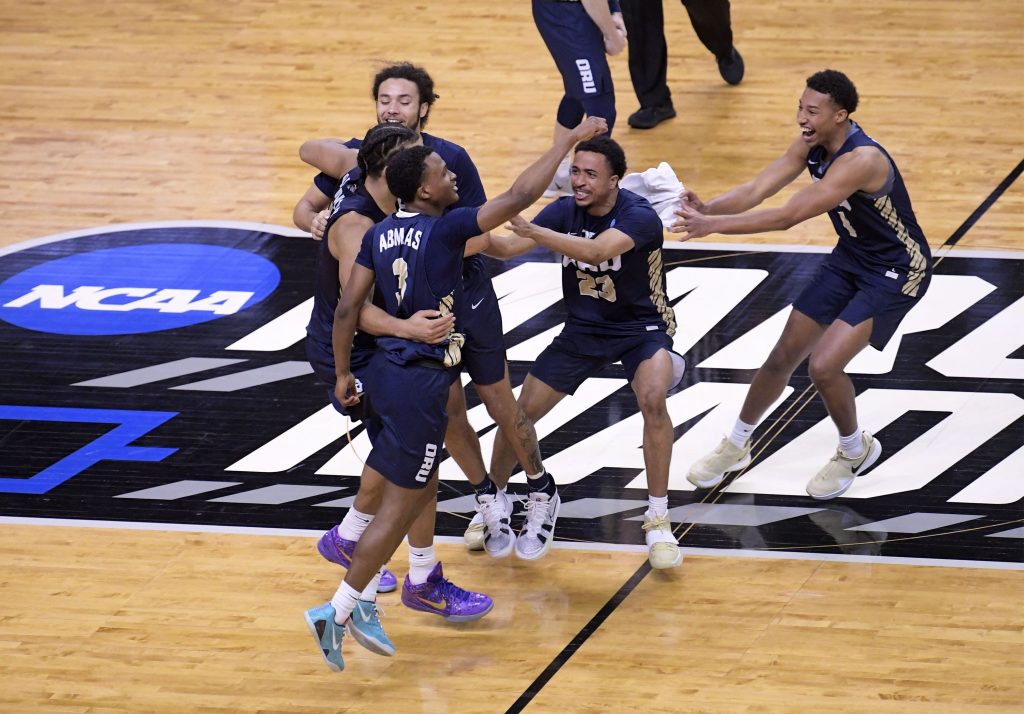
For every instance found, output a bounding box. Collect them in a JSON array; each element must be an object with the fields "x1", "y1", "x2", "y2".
[
  {"x1": 476, "y1": 489, "x2": 515, "y2": 558},
  {"x1": 514, "y1": 490, "x2": 560, "y2": 560}
]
